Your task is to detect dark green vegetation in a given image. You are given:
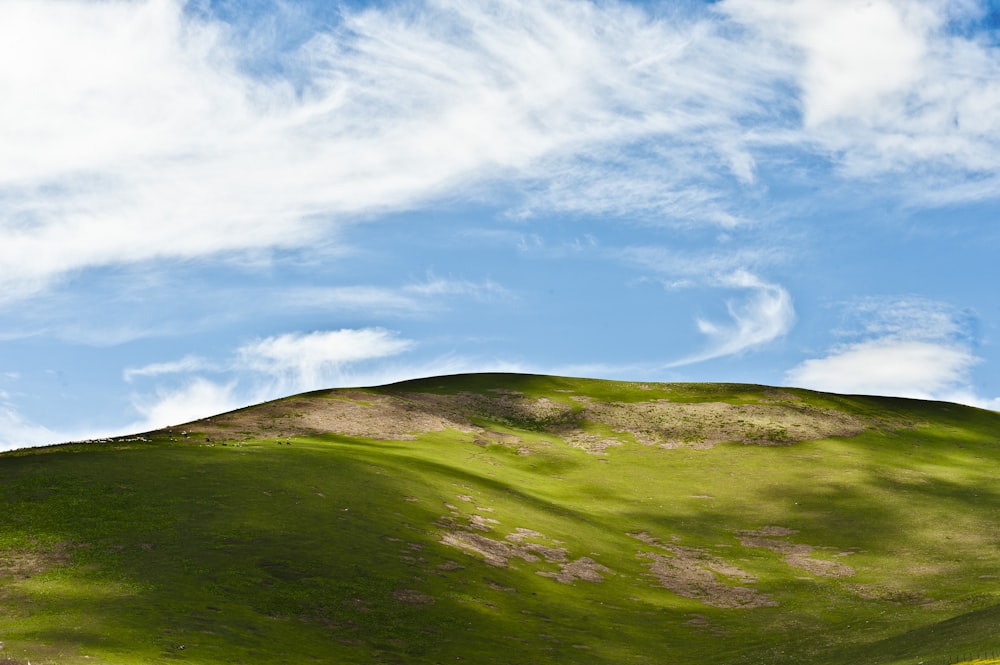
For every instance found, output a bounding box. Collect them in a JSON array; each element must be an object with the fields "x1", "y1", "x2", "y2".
[{"x1": 1, "y1": 373, "x2": 999, "y2": 664}]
